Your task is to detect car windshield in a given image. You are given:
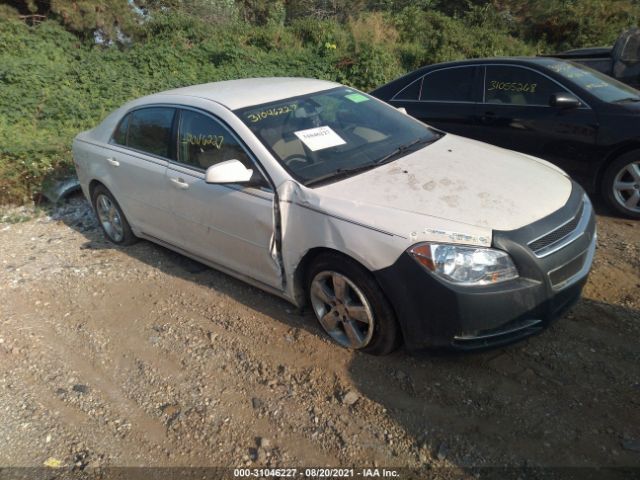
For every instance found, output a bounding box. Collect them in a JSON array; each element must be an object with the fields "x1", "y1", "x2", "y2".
[
  {"x1": 235, "y1": 87, "x2": 442, "y2": 186},
  {"x1": 546, "y1": 60, "x2": 640, "y2": 103}
]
